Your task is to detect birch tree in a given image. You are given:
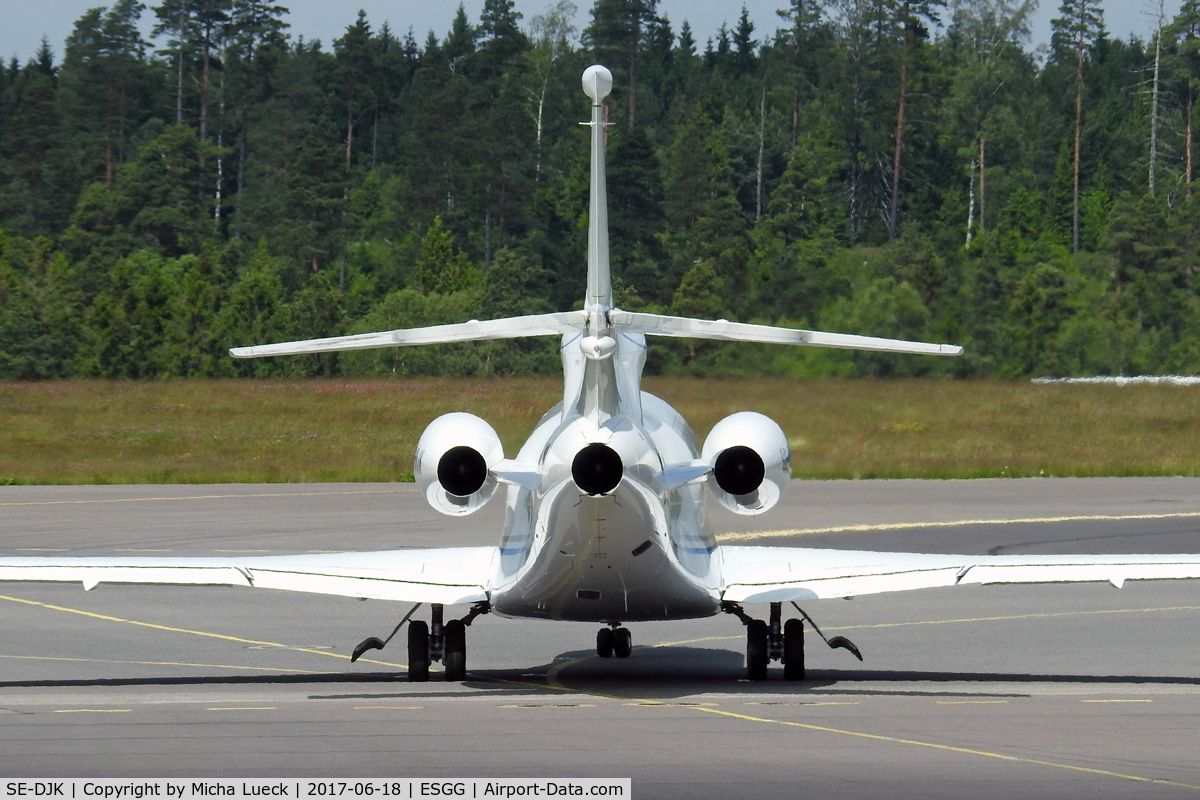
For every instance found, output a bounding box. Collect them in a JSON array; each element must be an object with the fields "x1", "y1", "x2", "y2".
[
  {"x1": 948, "y1": 0, "x2": 1036, "y2": 243},
  {"x1": 524, "y1": 1, "x2": 577, "y2": 179}
]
